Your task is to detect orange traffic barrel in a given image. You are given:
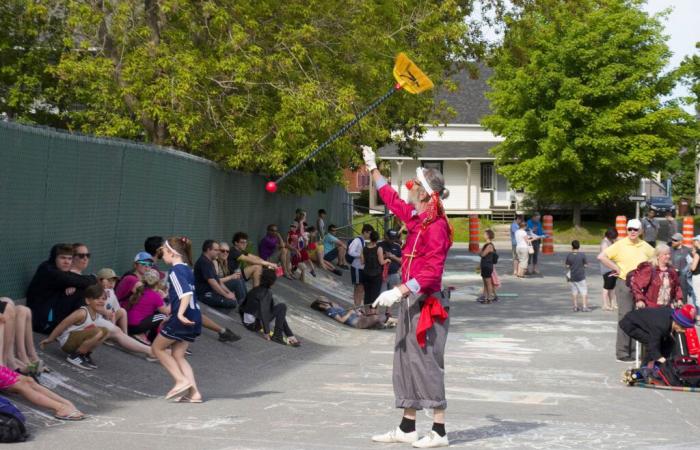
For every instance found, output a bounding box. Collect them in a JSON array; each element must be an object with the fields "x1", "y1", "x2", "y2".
[
  {"x1": 469, "y1": 215, "x2": 480, "y2": 253},
  {"x1": 542, "y1": 215, "x2": 554, "y2": 254},
  {"x1": 615, "y1": 215, "x2": 627, "y2": 239},
  {"x1": 682, "y1": 216, "x2": 694, "y2": 247}
]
